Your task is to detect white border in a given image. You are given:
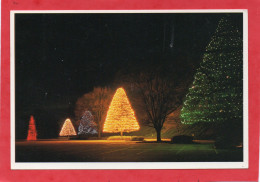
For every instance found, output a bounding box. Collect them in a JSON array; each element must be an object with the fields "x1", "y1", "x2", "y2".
[{"x1": 10, "y1": 10, "x2": 248, "y2": 170}]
